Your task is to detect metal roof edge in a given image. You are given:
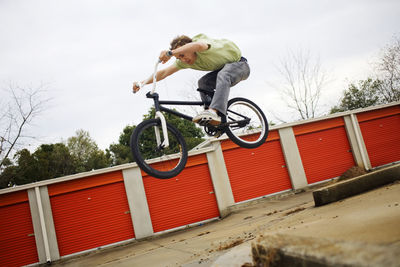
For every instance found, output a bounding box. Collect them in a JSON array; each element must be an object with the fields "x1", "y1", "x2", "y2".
[
  {"x1": 208, "y1": 101, "x2": 400, "y2": 143},
  {"x1": 0, "y1": 145, "x2": 216, "y2": 195}
]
